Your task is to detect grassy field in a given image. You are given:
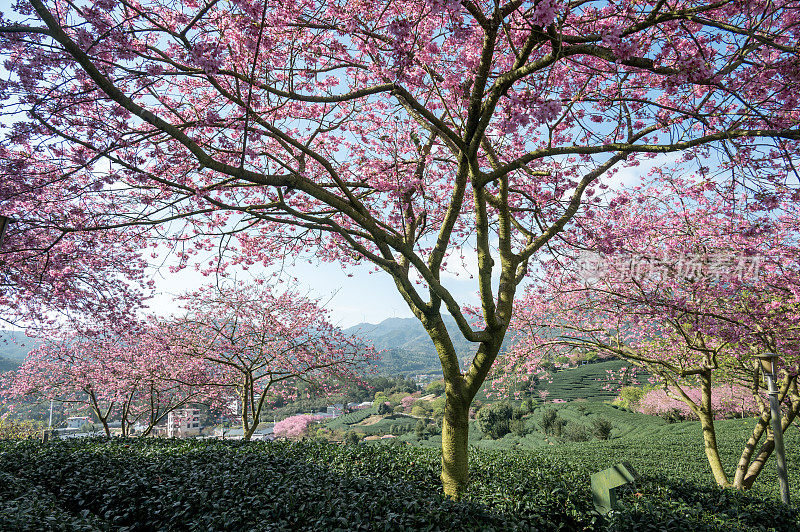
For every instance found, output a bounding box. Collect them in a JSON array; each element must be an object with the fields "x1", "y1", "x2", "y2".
[{"x1": 321, "y1": 361, "x2": 799, "y2": 504}]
